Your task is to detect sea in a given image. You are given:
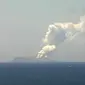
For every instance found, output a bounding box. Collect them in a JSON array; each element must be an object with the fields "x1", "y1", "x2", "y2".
[{"x1": 0, "y1": 62, "x2": 85, "y2": 85}]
